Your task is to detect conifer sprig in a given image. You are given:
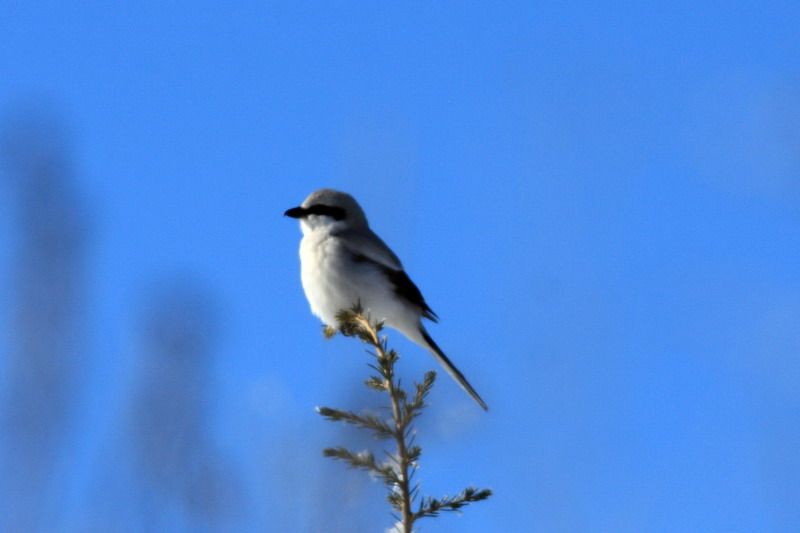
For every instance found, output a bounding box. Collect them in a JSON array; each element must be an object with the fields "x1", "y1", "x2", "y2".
[{"x1": 317, "y1": 305, "x2": 491, "y2": 532}]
